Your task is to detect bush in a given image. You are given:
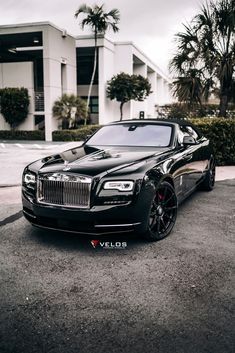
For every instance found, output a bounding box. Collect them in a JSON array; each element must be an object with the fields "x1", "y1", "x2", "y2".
[
  {"x1": 0, "y1": 130, "x2": 45, "y2": 140},
  {"x1": 161, "y1": 103, "x2": 235, "y2": 119},
  {"x1": 189, "y1": 118, "x2": 235, "y2": 166},
  {"x1": 0, "y1": 87, "x2": 30, "y2": 129},
  {"x1": 167, "y1": 103, "x2": 189, "y2": 120},
  {"x1": 52, "y1": 125, "x2": 101, "y2": 141},
  {"x1": 52, "y1": 94, "x2": 88, "y2": 129},
  {"x1": 0, "y1": 119, "x2": 233, "y2": 166}
]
